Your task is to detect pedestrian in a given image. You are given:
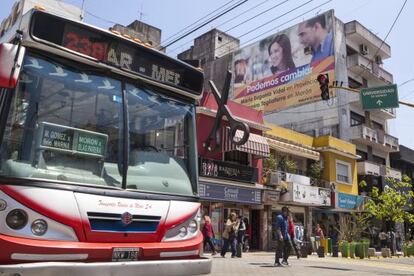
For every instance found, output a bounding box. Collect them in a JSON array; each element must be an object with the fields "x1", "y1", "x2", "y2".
[
  {"x1": 221, "y1": 212, "x2": 239, "y2": 258},
  {"x1": 288, "y1": 214, "x2": 300, "y2": 259},
  {"x1": 236, "y1": 215, "x2": 246, "y2": 258},
  {"x1": 274, "y1": 206, "x2": 291, "y2": 267},
  {"x1": 243, "y1": 217, "x2": 250, "y2": 252},
  {"x1": 315, "y1": 223, "x2": 325, "y2": 250},
  {"x1": 379, "y1": 229, "x2": 388, "y2": 249},
  {"x1": 202, "y1": 215, "x2": 217, "y2": 255}
]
